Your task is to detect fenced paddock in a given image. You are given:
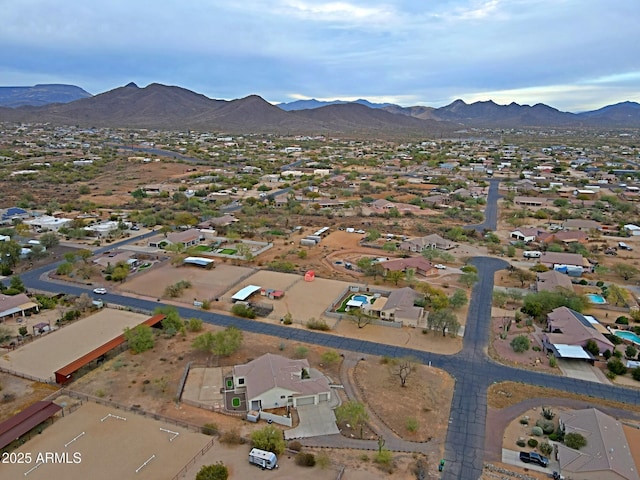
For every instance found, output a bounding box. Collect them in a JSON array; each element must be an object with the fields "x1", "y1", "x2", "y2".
[{"x1": 1, "y1": 401, "x2": 213, "y2": 480}]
